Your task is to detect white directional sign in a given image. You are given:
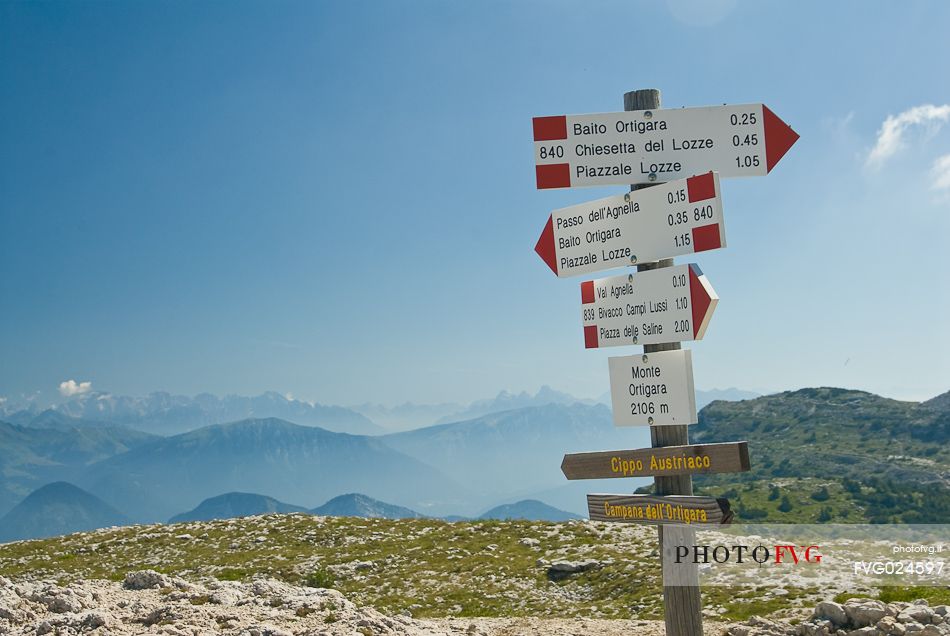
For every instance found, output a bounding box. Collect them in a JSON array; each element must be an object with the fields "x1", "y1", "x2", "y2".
[
  {"x1": 581, "y1": 264, "x2": 717, "y2": 348},
  {"x1": 608, "y1": 350, "x2": 697, "y2": 426},
  {"x1": 533, "y1": 103, "x2": 799, "y2": 189},
  {"x1": 535, "y1": 171, "x2": 725, "y2": 278}
]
